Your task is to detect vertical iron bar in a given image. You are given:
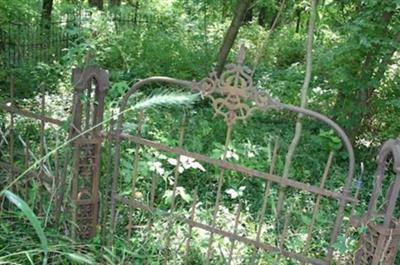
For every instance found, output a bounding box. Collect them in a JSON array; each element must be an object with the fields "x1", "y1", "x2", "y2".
[
  {"x1": 275, "y1": 212, "x2": 290, "y2": 264},
  {"x1": 101, "y1": 111, "x2": 115, "y2": 248},
  {"x1": 345, "y1": 179, "x2": 362, "y2": 238},
  {"x1": 184, "y1": 189, "x2": 198, "y2": 265},
  {"x1": 70, "y1": 87, "x2": 82, "y2": 240},
  {"x1": 127, "y1": 110, "x2": 145, "y2": 238},
  {"x1": 164, "y1": 115, "x2": 187, "y2": 259},
  {"x1": 110, "y1": 127, "x2": 122, "y2": 244},
  {"x1": 303, "y1": 151, "x2": 334, "y2": 255},
  {"x1": 55, "y1": 142, "x2": 70, "y2": 228},
  {"x1": 250, "y1": 138, "x2": 280, "y2": 264},
  {"x1": 326, "y1": 189, "x2": 353, "y2": 260},
  {"x1": 206, "y1": 123, "x2": 234, "y2": 263},
  {"x1": 146, "y1": 172, "x2": 158, "y2": 230},
  {"x1": 372, "y1": 172, "x2": 400, "y2": 265},
  {"x1": 227, "y1": 203, "x2": 241, "y2": 265}
]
